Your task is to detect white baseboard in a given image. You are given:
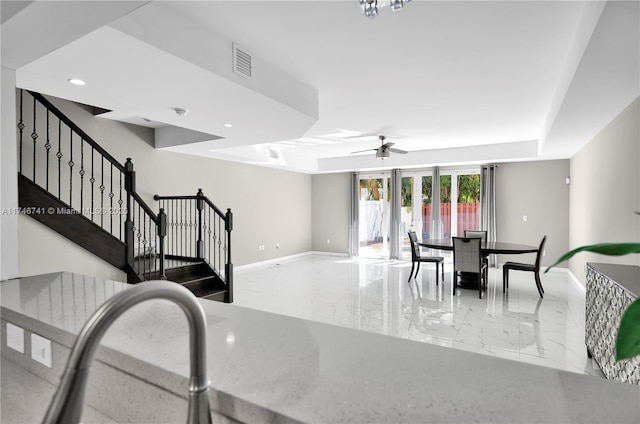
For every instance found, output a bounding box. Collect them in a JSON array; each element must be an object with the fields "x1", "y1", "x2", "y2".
[
  {"x1": 235, "y1": 251, "x2": 349, "y2": 271},
  {"x1": 309, "y1": 250, "x2": 350, "y2": 258}
]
